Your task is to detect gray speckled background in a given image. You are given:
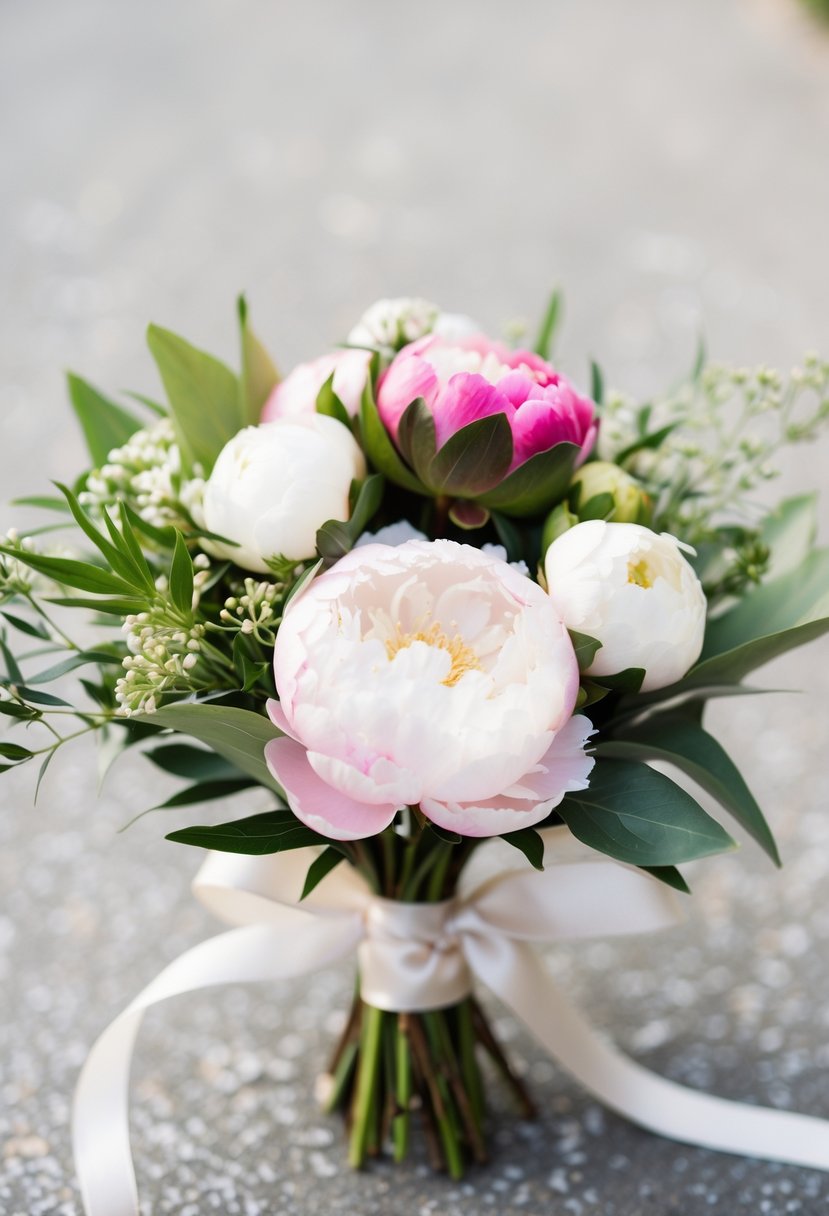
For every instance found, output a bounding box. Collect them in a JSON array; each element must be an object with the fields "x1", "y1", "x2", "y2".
[{"x1": 2, "y1": 1, "x2": 829, "y2": 1212}]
